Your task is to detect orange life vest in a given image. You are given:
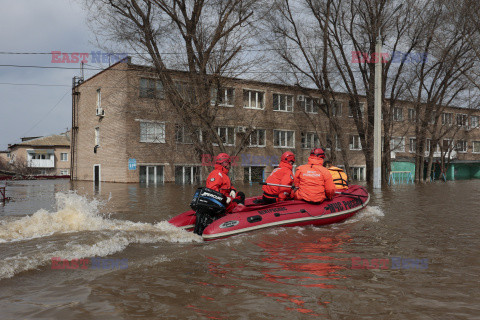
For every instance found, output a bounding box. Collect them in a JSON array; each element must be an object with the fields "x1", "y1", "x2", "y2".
[{"x1": 328, "y1": 166, "x2": 349, "y2": 190}]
